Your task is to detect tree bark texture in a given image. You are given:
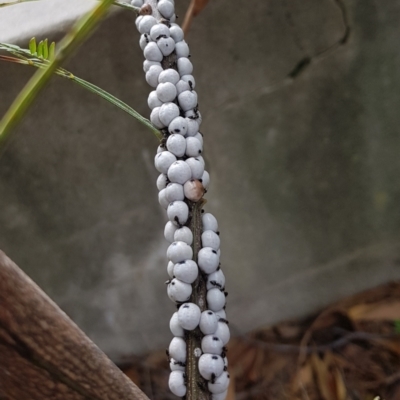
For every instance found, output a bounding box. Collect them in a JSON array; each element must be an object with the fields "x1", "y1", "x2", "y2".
[{"x1": 0, "y1": 250, "x2": 149, "y2": 400}]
